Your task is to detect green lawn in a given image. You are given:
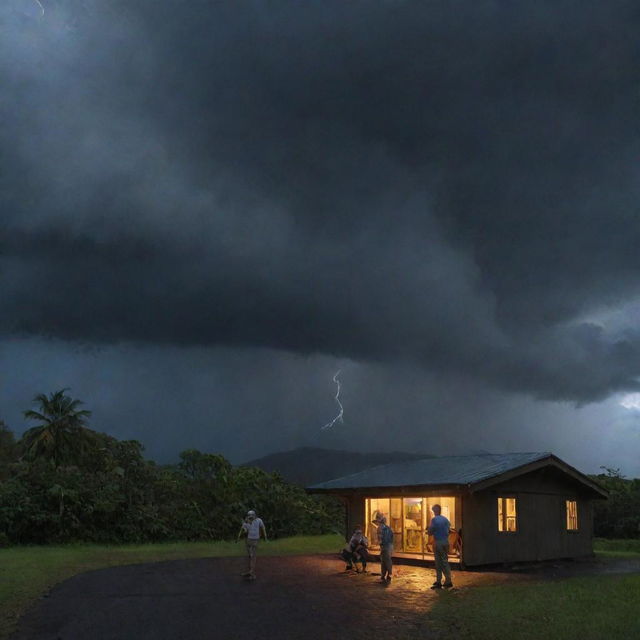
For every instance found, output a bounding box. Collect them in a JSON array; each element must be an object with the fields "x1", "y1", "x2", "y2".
[
  {"x1": 429, "y1": 539, "x2": 640, "y2": 640},
  {"x1": 594, "y1": 537, "x2": 640, "y2": 556},
  {"x1": 428, "y1": 574, "x2": 640, "y2": 640},
  {"x1": 0, "y1": 534, "x2": 342, "y2": 640}
]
